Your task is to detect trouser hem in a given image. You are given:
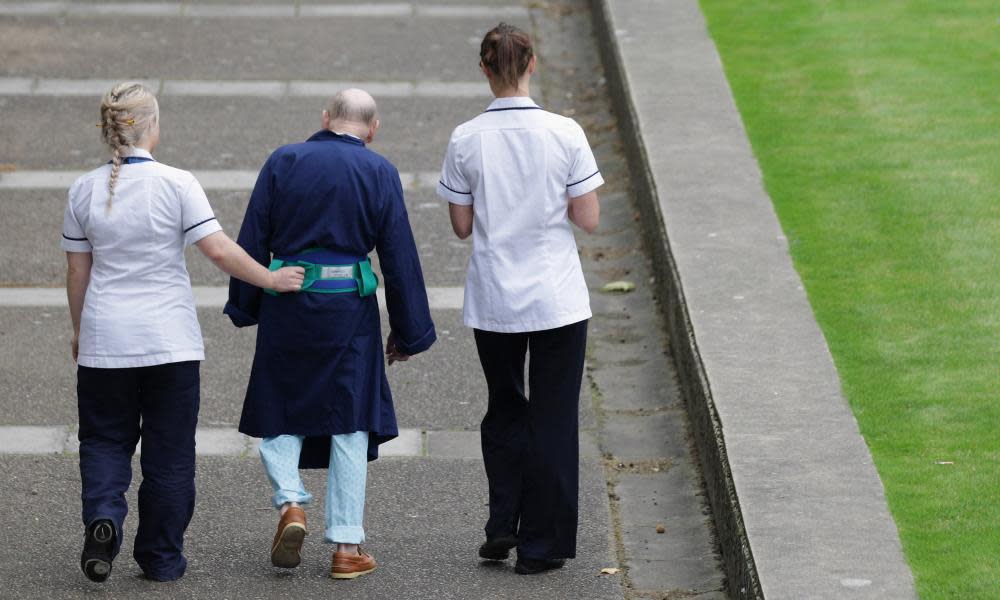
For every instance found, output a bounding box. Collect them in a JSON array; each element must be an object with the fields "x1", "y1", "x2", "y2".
[{"x1": 324, "y1": 526, "x2": 366, "y2": 545}]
